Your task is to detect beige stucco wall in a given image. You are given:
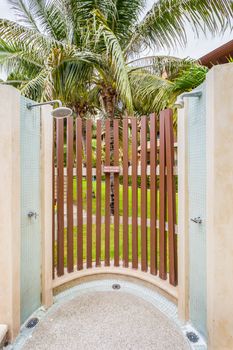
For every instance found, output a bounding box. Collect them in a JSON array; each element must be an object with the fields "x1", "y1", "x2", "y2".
[
  {"x1": 0, "y1": 87, "x2": 54, "y2": 340},
  {"x1": 206, "y1": 64, "x2": 233, "y2": 349},
  {"x1": 0, "y1": 85, "x2": 21, "y2": 340}
]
